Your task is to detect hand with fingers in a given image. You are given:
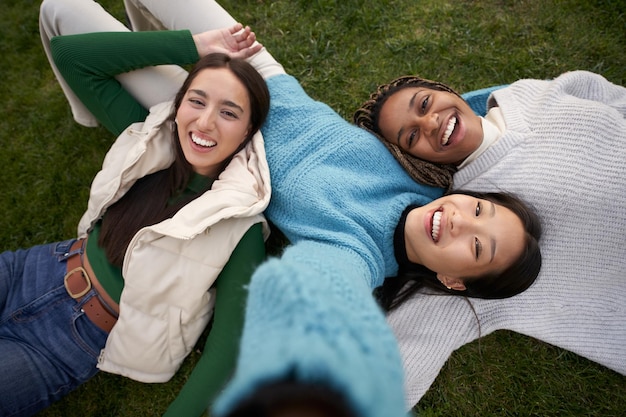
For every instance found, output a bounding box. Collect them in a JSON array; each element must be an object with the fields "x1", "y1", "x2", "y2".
[{"x1": 192, "y1": 23, "x2": 263, "y2": 59}]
